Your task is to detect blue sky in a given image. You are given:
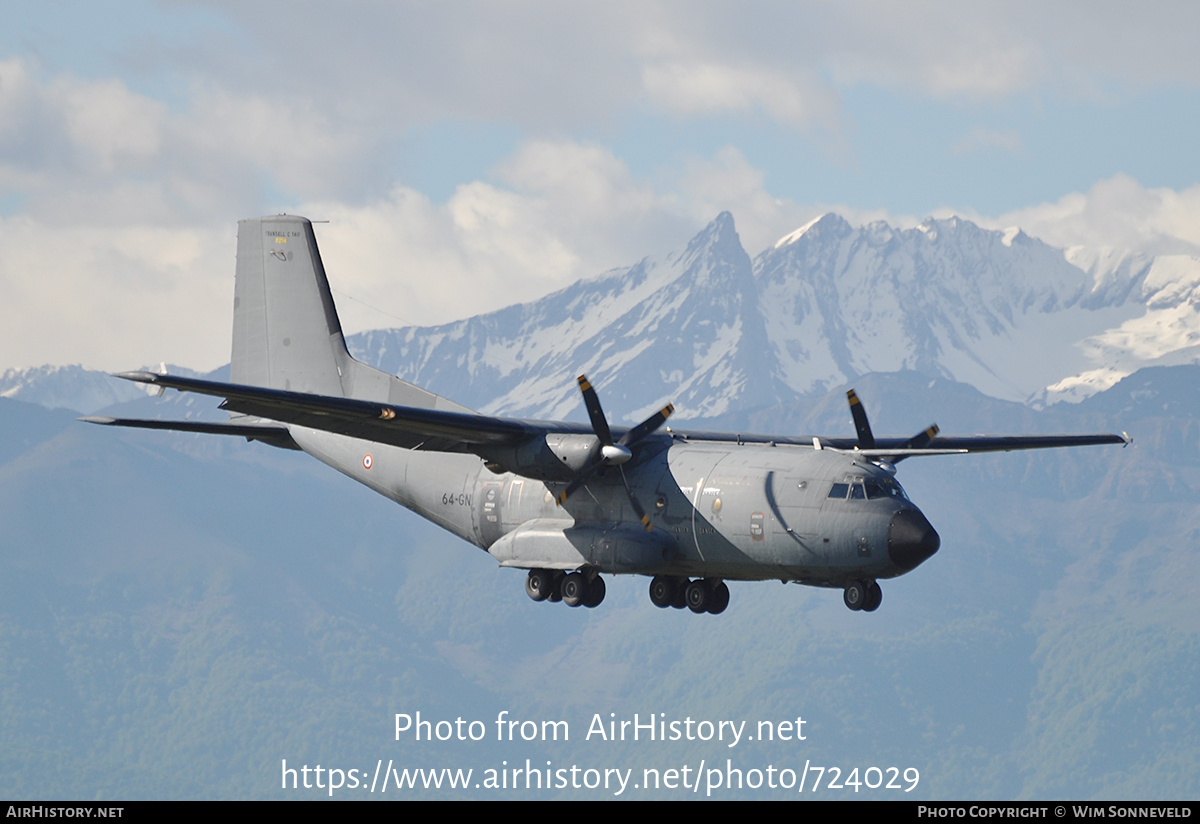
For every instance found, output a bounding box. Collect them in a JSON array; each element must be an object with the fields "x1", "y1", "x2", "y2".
[{"x1": 2, "y1": 1, "x2": 1200, "y2": 371}]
